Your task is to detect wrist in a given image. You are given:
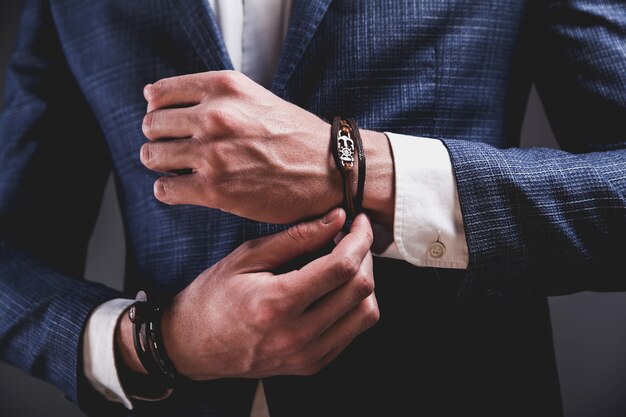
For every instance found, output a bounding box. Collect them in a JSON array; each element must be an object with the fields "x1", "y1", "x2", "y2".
[
  {"x1": 160, "y1": 301, "x2": 185, "y2": 377},
  {"x1": 115, "y1": 303, "x2": 179, "y2": 400},
  {"x1": 360, "y1": 129, "x2": 395, "y2": 227},
  {"x1": 324, "y1": 122, "x2": 346, "y2": 213},
  {"x1": 115, "y1": 311, "x2": 147, "y2": 375}
]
